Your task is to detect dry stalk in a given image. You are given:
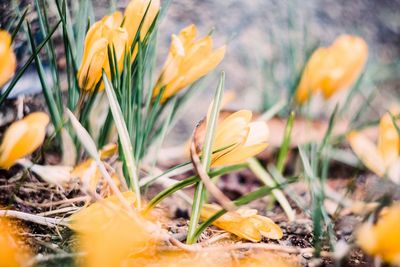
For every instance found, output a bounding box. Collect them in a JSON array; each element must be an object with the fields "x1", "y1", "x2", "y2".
[{"x1": 189, "y1": 140, "x2": 235, "y2": 211}]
